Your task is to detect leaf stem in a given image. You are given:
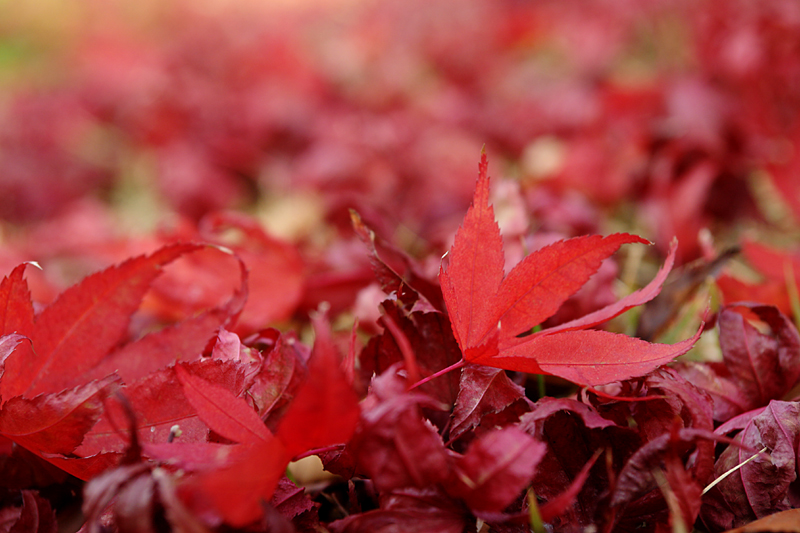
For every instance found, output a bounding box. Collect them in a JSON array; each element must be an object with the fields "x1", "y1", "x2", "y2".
[
  {"x1": 702, "y1": 446, "x2": 768, "y2": 495},
  {"x1": 408, "y1": 359, "x2": 466, "y2": 390}
]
